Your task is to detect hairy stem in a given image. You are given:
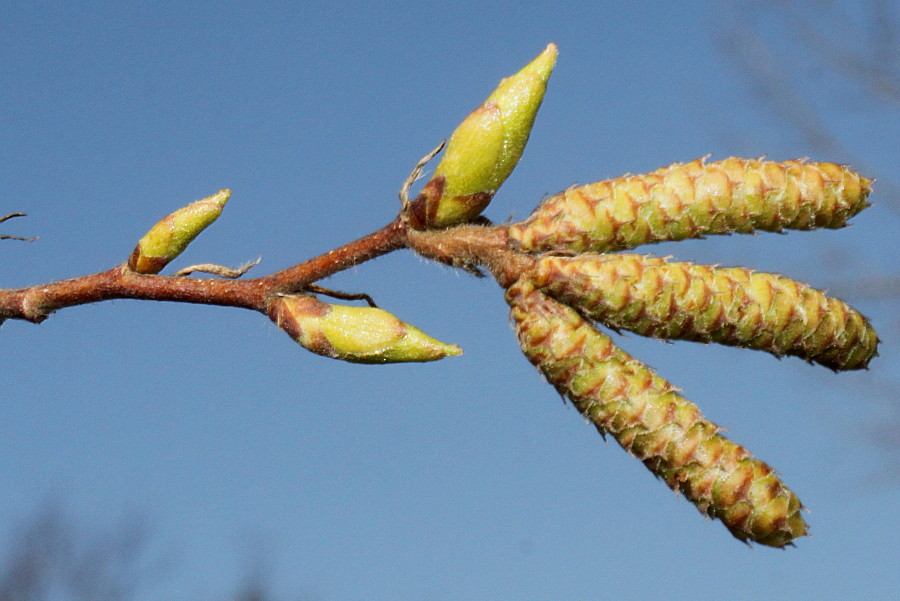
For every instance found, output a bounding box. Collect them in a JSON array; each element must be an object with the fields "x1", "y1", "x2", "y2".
[
  {"x1": 405, "y1": 224, "x2": 533, "y2": 287},
  {"x1": 0, "y1": 216, "x2": 526, "y2": 325},
  {"x1": 0, "y1": 267, "x2": 269, "y2": 323},
  {"x1": 0, "y1": 218, "x2": 410, "y2": 324},
  {"x1": 258, "y1": 217, "x2": 408, "y2": 294}
]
